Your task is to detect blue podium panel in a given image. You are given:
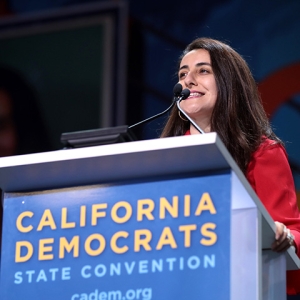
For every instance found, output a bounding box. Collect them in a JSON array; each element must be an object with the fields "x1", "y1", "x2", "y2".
[{"x1": 1, "y1": 173, "x2": 231, "y2": 300}]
